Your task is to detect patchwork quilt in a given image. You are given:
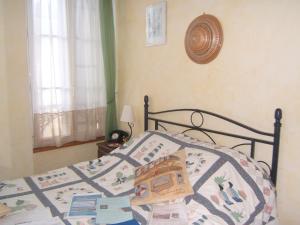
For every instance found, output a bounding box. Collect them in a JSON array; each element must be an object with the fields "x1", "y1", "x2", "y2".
[{"x1": 0, "y1": 131, "x2": 279, "y2": 225}]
